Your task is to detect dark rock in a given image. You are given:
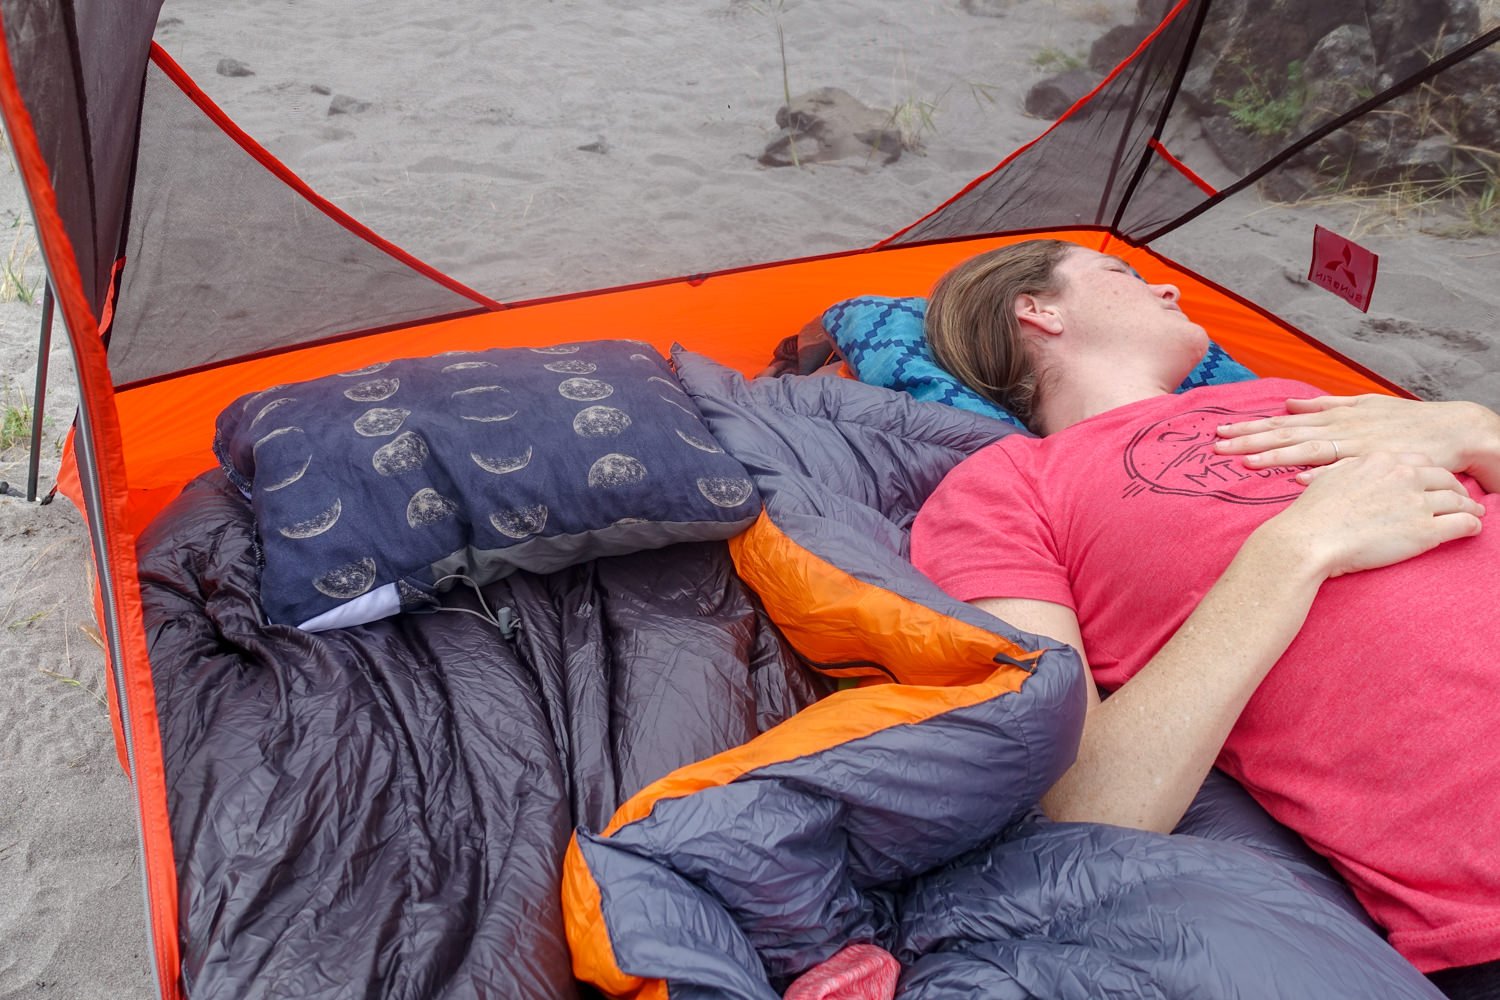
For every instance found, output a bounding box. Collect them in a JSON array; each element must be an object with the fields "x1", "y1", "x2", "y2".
[
  {"x1": 310, "y1": 83, "x2": 332, "y2": 96},
  {"x1": 1367, "y1": 0, "x2": 1478, "y2": 80},
  {"x1": 854, "y1": 126, "x2": 904, "y2": 162},
  {"x1": 1259, "y1": 165, "x2": 1321, "y2": 203},
  {"x1": 1394, "y1": 135, "x2": 1466, "y2": 183},
  {"x1": 1199, "y1": 113, "x2": 1280, "y2": 175},
  {"x1": 1136, "y1": 0, "x2": 1174, "y2": 24},
  {"x1": 1313, "y1": 57, "x2": 1495, "y2": 194},
  {"x1": 1435, "y1": 29, "x2": 1476, "y2": 60},
  {"x1": 1299, "y1": 25, "x2": 1377, "y2": 128},
  {"x1": 577, "y1": 137, "x2": 609, "y2": 155},
  {"x1": 1295, "y1": 129, "x2": 1359, "y2": 176},
  {"x1": 1444, "y1": 49, "x2": 1500, "y2": 151},
  {"x1": 1089, "y1": 22, "x2": 1153, "y2": 75},
  {"x1": 1177, "y1": 0, "x2": 1361, "y2": 118},
  {"x1": 759, "y1": 133, "x2": 822, "y2": 168},
  {"x1": 1023, "y1": 68, "x2": 1098, "y2": 120},
  {"x1": 328, "y1": 95, "x2": 370, "y2": 116},
  {"x1": 1304, "y1": 24, "x2": 1378, "y2": 84},
  {"x1": 1338, "y1": 116, "x2": 1462, "y2": 188},
  {"x1": 1068, "y1": 0, "x2": 1496, "y2": 202},
  {"x1": 215, "y1": 58, "x2": 254, "y2": 78},
  {"x1": 1250, "y1": 9, "x2": 1494, "y2": 194},
  {"x1": 156, "y1": 16, "x2": 183, "y2": 30},
  {"x1": 760, "y1": 87, "x2": 903, "y2": 167}
]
